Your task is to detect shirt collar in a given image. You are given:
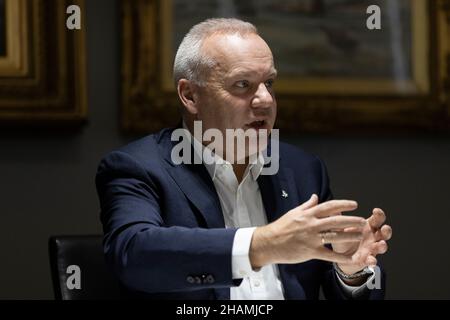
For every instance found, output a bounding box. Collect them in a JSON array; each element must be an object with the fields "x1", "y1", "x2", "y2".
[{"x1": 182, "y1": 121, "x2": 265, "y2": 181}]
